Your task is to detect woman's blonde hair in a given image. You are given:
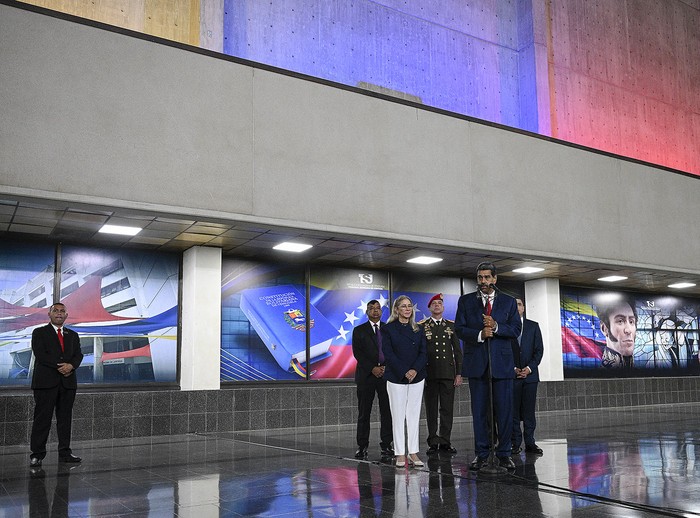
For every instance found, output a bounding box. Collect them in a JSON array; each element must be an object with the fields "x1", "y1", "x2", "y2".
[{"x1": 387, "y1": 295, "x2": 420, "y2": 332}]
